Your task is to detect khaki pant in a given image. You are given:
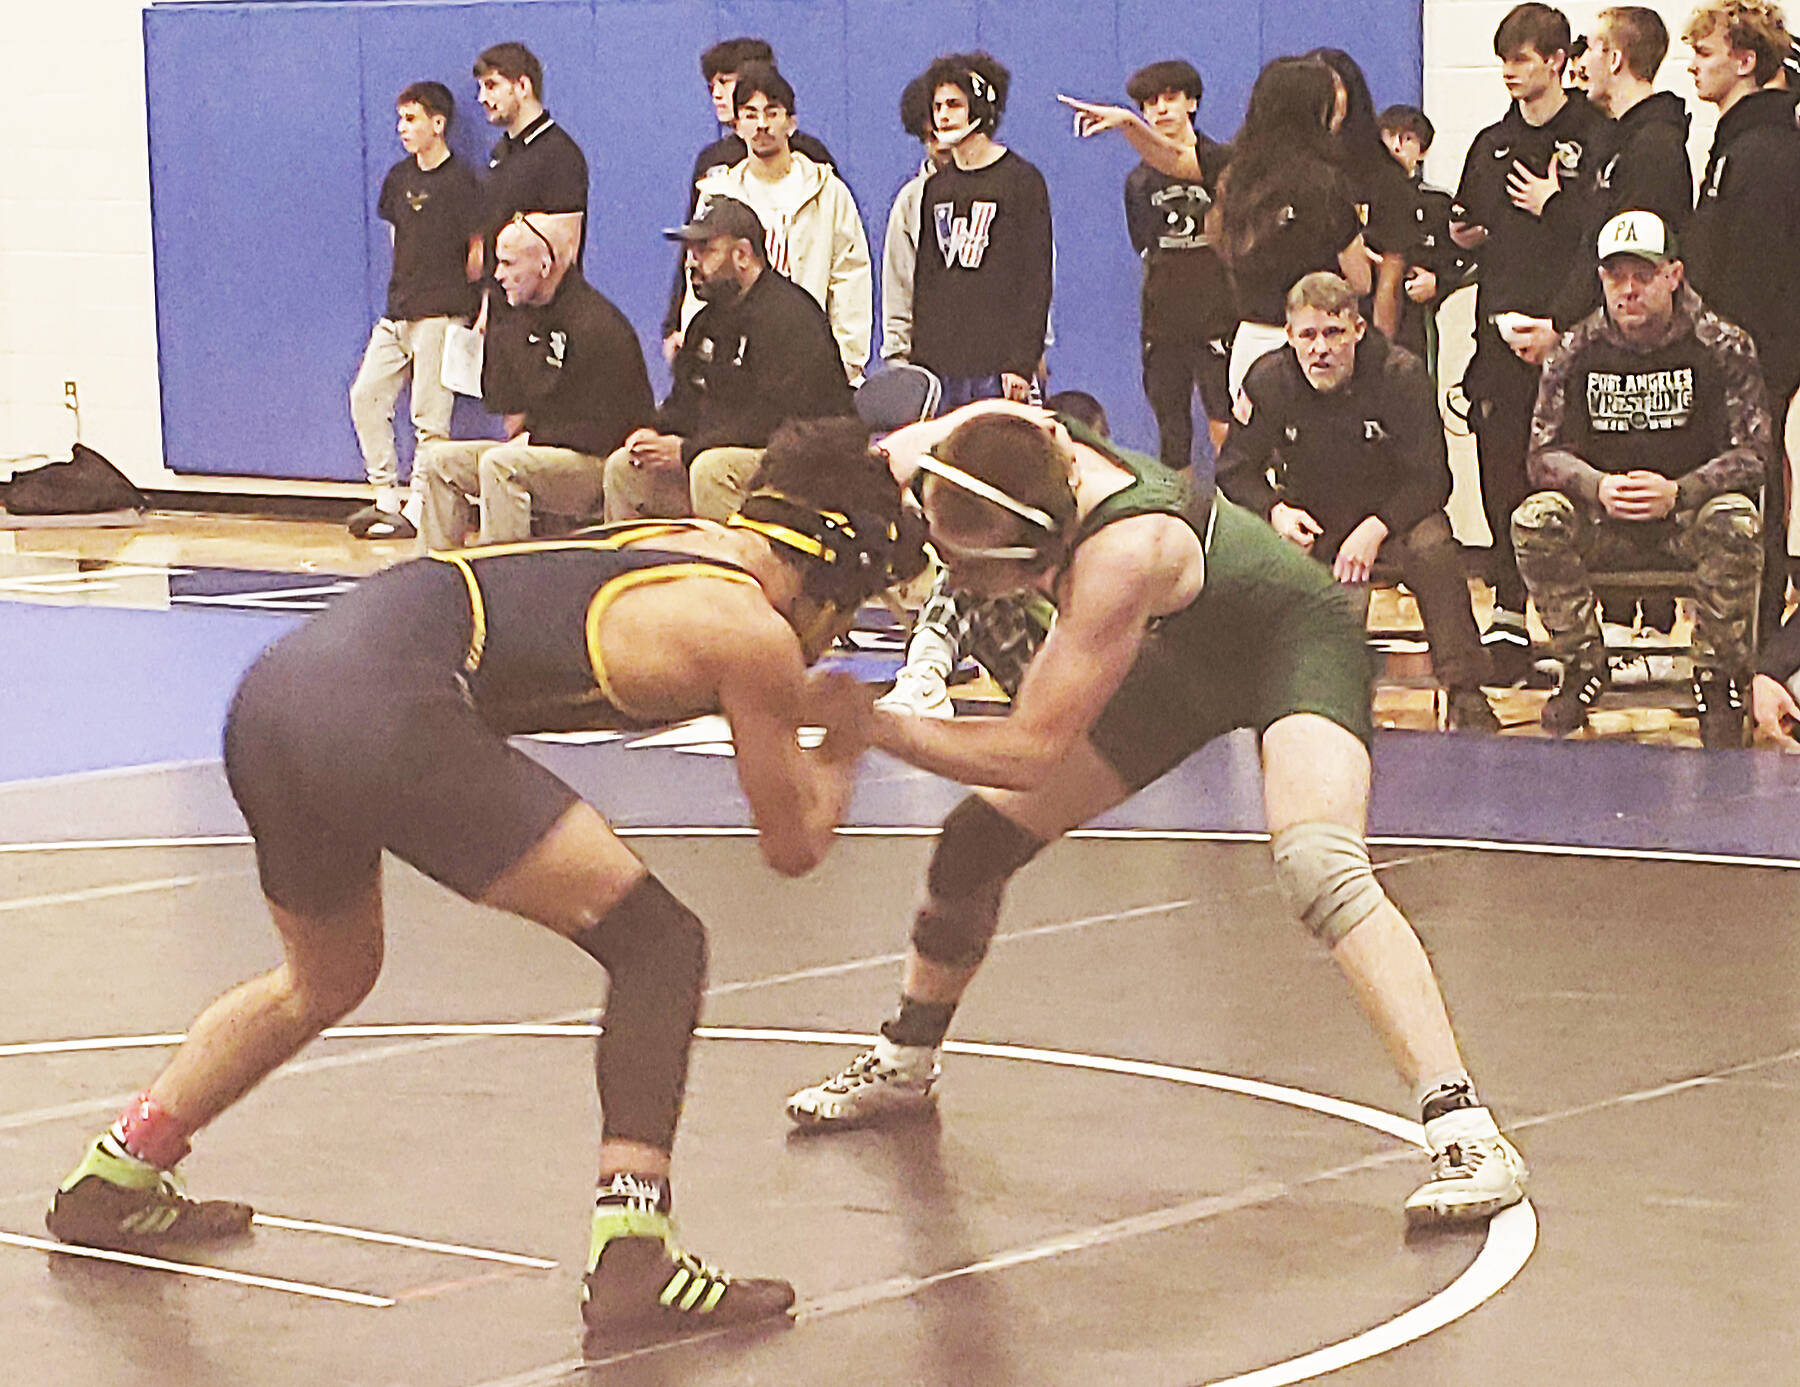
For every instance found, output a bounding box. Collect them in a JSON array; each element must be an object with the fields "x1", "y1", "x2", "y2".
[
  {"x1": 416, "y1": 437, "x2": 607, "y2": 549},
  {"x1": 601, "y1": 445, "x2": 766, "y2": 523},
  {"x1": 1512, "y1": 489, "x2": 1762, "y2": 674},
  {"x1": 348, "y1": 317, "x2": 457, "y2": 508}
]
